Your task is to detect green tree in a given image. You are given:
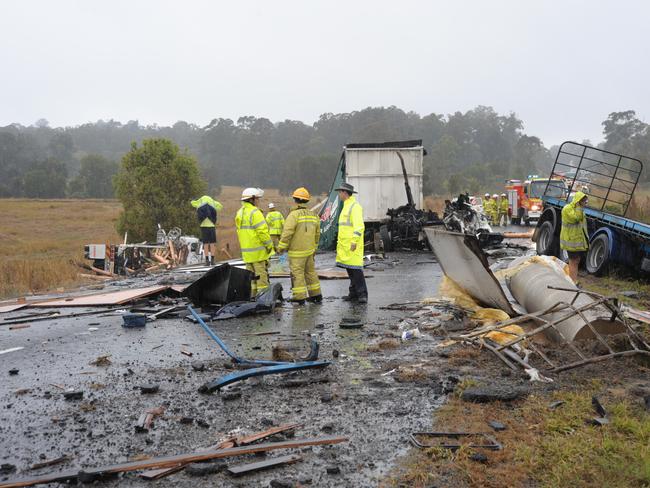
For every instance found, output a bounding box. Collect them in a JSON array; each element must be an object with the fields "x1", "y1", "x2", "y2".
[
  {"x1": 68, "y1": 154, "x2": 118, "y2": 198},
  {"x1": 114, "y1": 139, "x2": 206, "y2": 241},
  {"x1": 23, "y1": 158, "x2": 67, "y2": 198}
]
